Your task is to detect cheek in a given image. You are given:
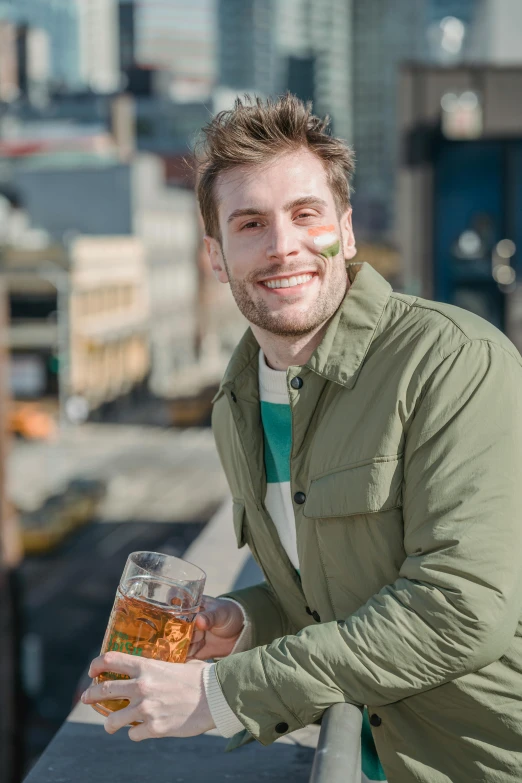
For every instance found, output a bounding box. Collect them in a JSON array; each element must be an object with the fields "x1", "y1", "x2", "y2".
[
  {"x1": 225, "y1": 238, "x2": 266, "y2": 275},
  {"x1": 222, "y1": 253, "x2": 254, "y2": 284}
]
